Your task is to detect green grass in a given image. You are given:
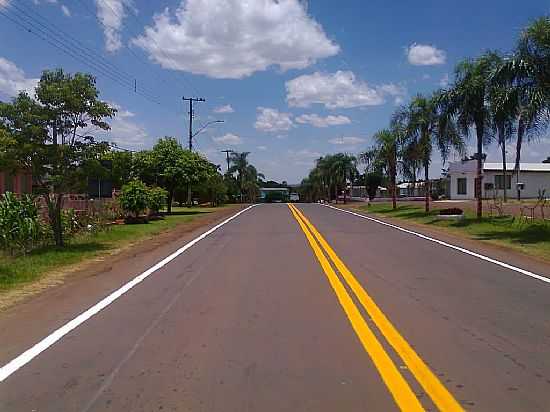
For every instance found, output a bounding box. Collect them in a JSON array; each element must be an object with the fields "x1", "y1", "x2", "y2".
[
  {"x1": 0, "y1": 207, "x2": 222, "y2": 291},
  {"x1": 357, "y1": 203, "x2": 550, "y2": 261}
]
